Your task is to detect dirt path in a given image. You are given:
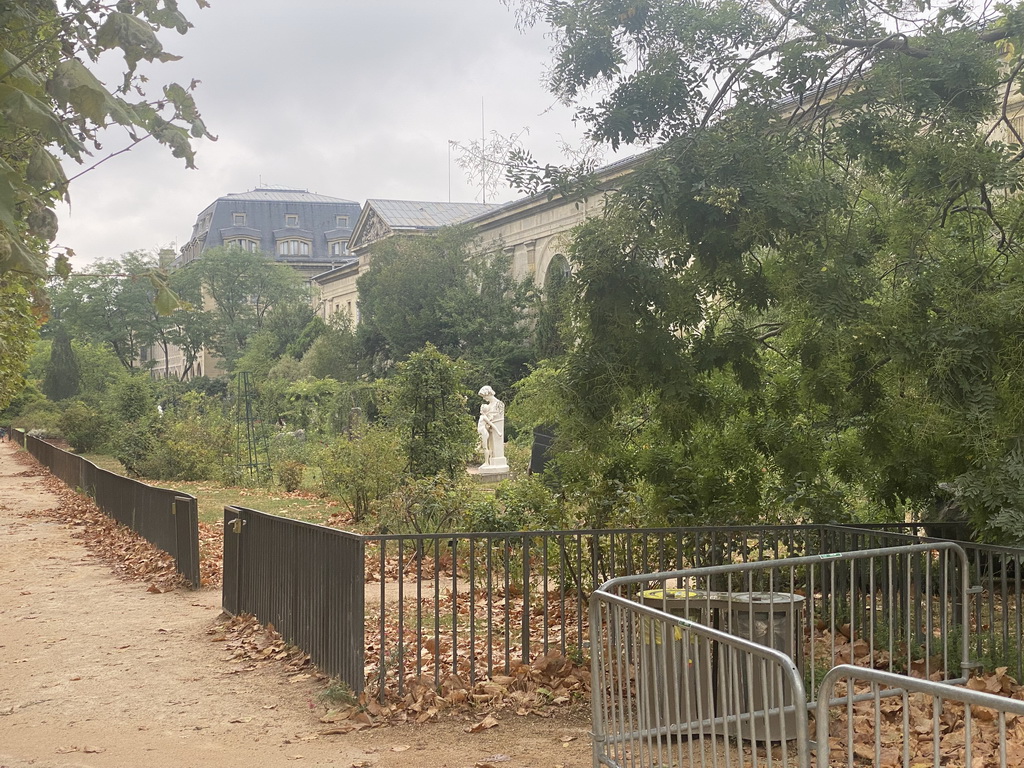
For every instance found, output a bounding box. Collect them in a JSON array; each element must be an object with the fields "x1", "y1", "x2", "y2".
[{"x1": 0, "y1": 441, "x2": 592, "y2": 768}]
